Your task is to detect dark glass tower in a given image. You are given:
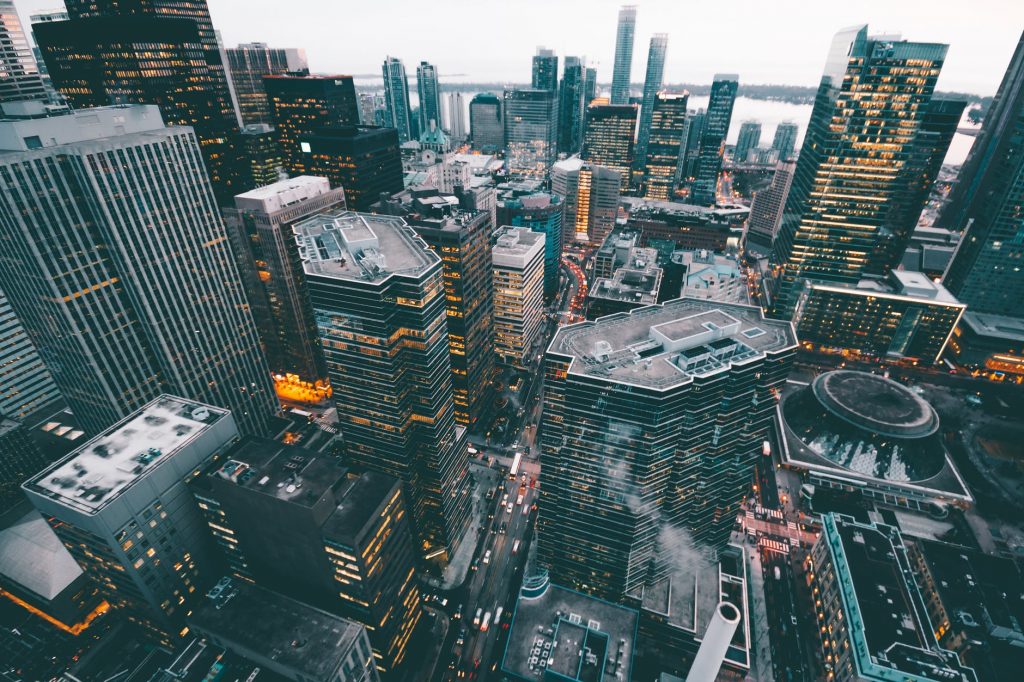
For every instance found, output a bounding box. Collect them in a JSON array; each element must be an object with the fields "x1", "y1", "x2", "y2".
[
  {"x1": 558, "y1": 56, "x2": 586, "y2": 154},
  {"x1": 768, "y1": 26, "x2": 948, "y2": 318},
  {"x1": 583, "y1": 103, "x2": 638, "y2": 189},
  {"x1": 298, "y1": 125, "x2": 404, "y2": 211},
  {"x1": 382, "y1": 56, "x2": 412, "y2": 143},
  {"x1": 690, "y1": 74, "x2": 738, "y2": 205},
  {"x1": 734, "y1": 120, "x2": 761, "y2": 163},
  {"x1": 470, "y1": 91, "x2": 503, "y2": 151},
  {"x1": 634, "y1": 34, "x2": 668, "y2": 170},
  {"x1": 226, "y1": 43, "x2": 307, "y2": 126},
  {"x1": 532, "y1": 47, "x2": 558, "y2": 91},
  {"x1": 504, "y1": 88, "x2": 559, "y2": 176},
  {"x1": 610, "y1": 5, "x2": 637, "y2": 105},
  {"x1": 416, "y1": 60, "x2": 442, "y2": 133},
  {"x1": 641, "y1": 92, "x2": 689, "y2": 200},
  {"x1": 940, "y1": 31, "x2": 1024, "y2": 317},
  {"x1": 771, "y1": 121, "x2": 799, "y2": 161}
]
